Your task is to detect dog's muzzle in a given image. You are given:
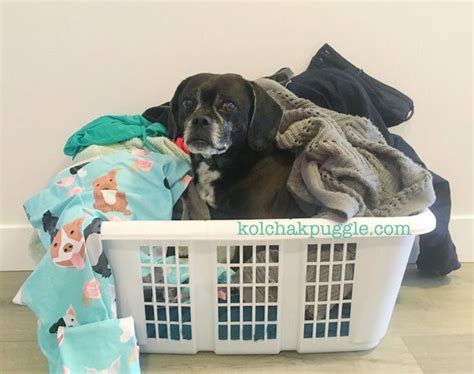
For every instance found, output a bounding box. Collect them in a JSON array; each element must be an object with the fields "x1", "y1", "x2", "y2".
[{"x1": 184, "y1": 116, "x2": 232, "y2": 156}]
